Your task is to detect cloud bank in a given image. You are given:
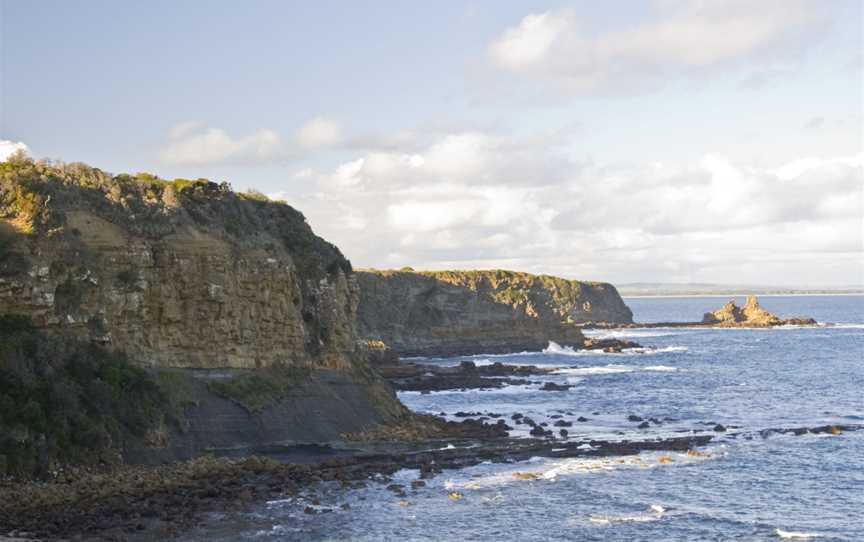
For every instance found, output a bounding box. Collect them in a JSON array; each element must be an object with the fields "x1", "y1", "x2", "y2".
[
  {"x1": 278, "y1": 129, "x2": 862, "y2": 286},
  {"x1": 487, "y1": 0, "x2": 819, "y2": 94},
  {"x1": 158, "y1": 116, "x2": 345, "y2": 166}
]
